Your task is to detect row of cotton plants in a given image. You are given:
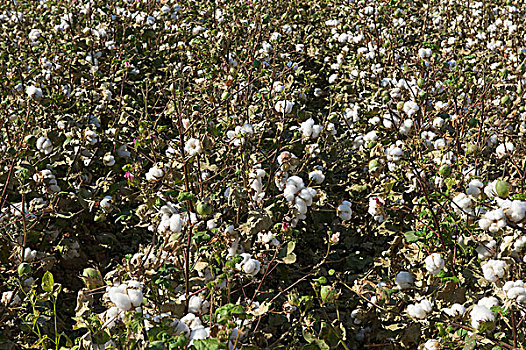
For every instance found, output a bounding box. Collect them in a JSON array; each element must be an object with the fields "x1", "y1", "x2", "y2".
[{"x1": 2, "y1": 0, "x2": 526, "y2": 349}]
